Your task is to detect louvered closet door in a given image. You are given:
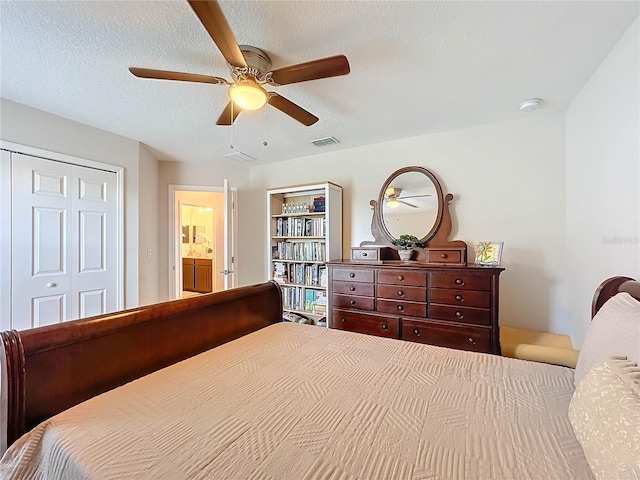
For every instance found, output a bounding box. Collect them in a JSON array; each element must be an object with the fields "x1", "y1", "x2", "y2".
[{"x1": 11, "y1": 153, "x2": 118, "y2": 329}]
